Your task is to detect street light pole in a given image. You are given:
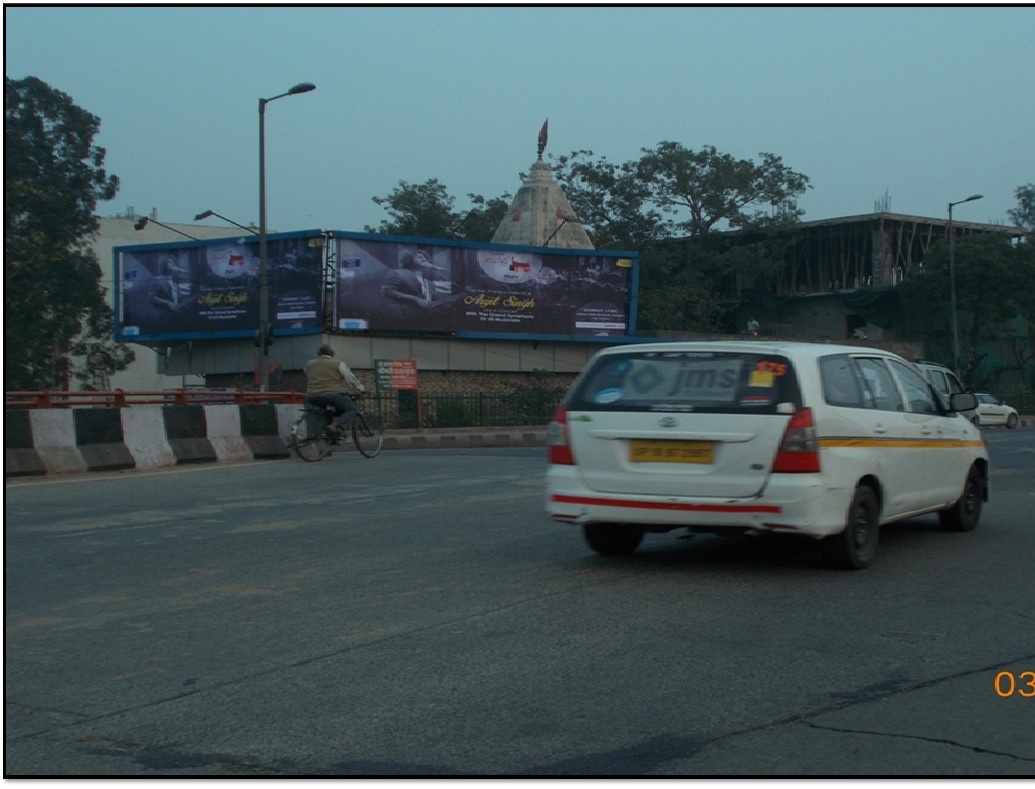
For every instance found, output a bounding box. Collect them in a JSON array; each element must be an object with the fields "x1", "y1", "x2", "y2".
[
  {"x1": 258, "y1": 81, "x2": 315, "y2": 391},
  {"x1": 947, "y1": 193, "x2": 983, "y2": 376}
]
